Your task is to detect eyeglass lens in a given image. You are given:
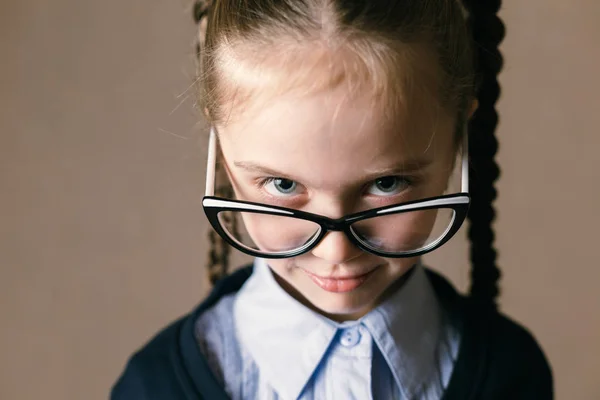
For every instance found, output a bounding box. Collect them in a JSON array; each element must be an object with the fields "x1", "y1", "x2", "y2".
[{"x1": 216, "y1": 207, "x2": 455, "y2": 256}]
